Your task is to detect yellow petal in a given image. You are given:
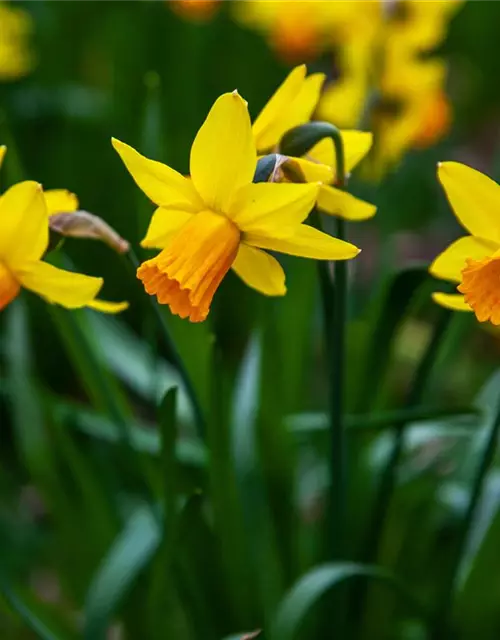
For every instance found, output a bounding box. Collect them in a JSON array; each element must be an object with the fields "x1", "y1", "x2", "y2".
[
  {"x1": 252, "y1": 64, "x2": 307, "y2": 151},
  {"x1": 277, "y1": 73, "x2": 325, "y2": 144},
  {"x1": 190, "y1": 91, "x2": 256, "y2": 213},
  {"x1": 231, "y1": 182, "x2": 319, "y2": 237},
  {"x1": 307, "y1": 130, "x2": 373, "y2": 177},
  {"x1": 141, "y1": 208, "x2": 193, "y2": 249},
  {"x1": 317, "y1": 185, "x2": 376, "y2": 221},
  {"x1": 246, "y1": 224, "x2": 360, "y2": 260},
  {"x1": 438, "y1": 162, "x2": 500, "y2": 241},
  {"x1": 17, "y1": 261, "x2": 103, "y2": 308},
  {"x1": 429, "y1": 235, "x2": 498, "y2": 283},
  {"x1": 44, "y1": 189, "x2": 79, "y2": 215},
  {"x1": 0, "y1": 261, "x2": 20, "y2": 310},
  {"x1": 343, "y1": 131, "x2": 373, "y2": 172},
  {"x1": 0, "y1": 181, "x2": 49, "y2": 267},
  {"x1": 0, "y1": 146, "x2": 6, "y2": 171},
  {"x1": 232, "y1": 243, "x2": 286, "y2": 296},
  {"x1": 432, "y1": 292, "x2": 472, "y2": 312},
  {"x1": 86, "y1": 299, "x2": 129, "y2": 314},
  {"x1": 285, "y1": 156, "x2": 333, "y2": 184},
  {"x1": 112, "y1": 138, "x2": 202, "y2": 211}
]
